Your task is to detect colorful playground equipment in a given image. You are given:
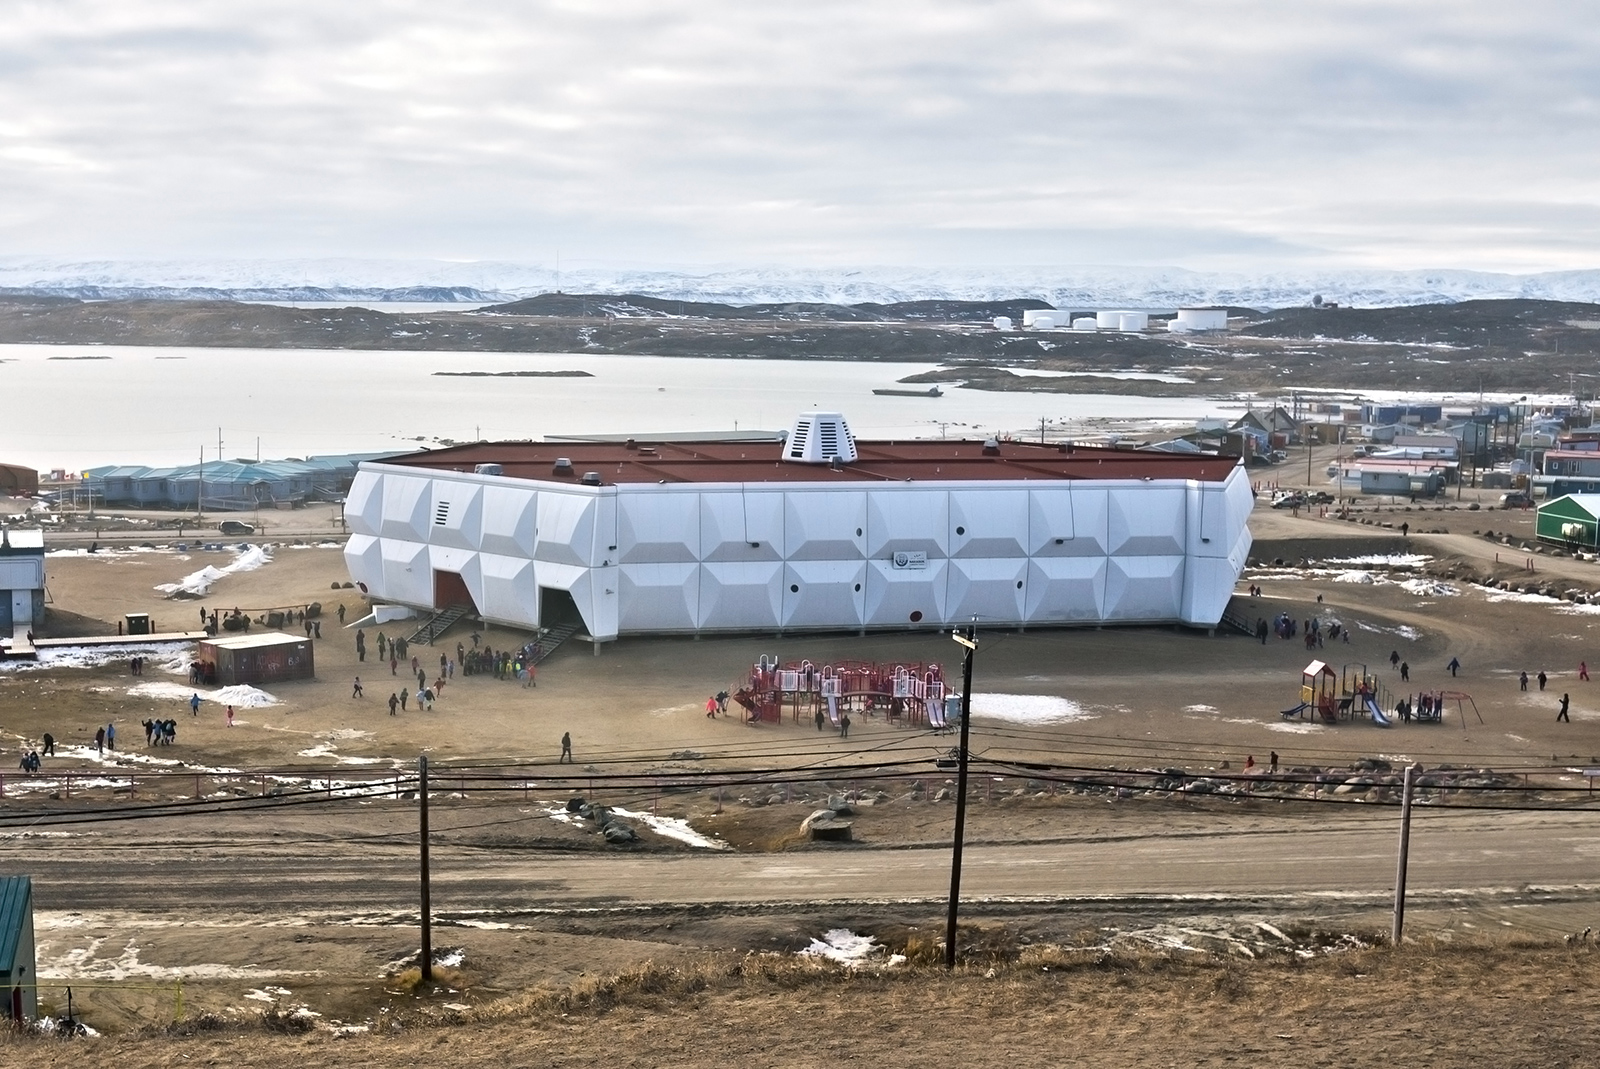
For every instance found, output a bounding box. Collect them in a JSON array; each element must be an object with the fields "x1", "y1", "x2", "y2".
[
  {"x1": 1280, "y1": 661, "x2": 1481, "y2": 728},
  {"x1": 732, "y1": 657, "x2": 950, "y2": 729}
]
